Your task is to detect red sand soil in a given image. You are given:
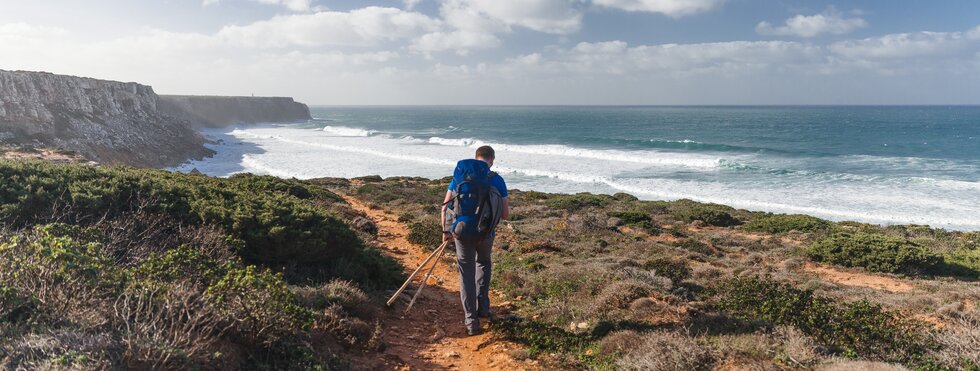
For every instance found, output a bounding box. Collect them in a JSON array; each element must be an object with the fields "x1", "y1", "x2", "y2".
[
  {"x1": 804, "y1": 262, "x2": 916, "y2": 293},
  {"x1": 344, "y1": 196, "x2": 537, "y2": 370}
]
